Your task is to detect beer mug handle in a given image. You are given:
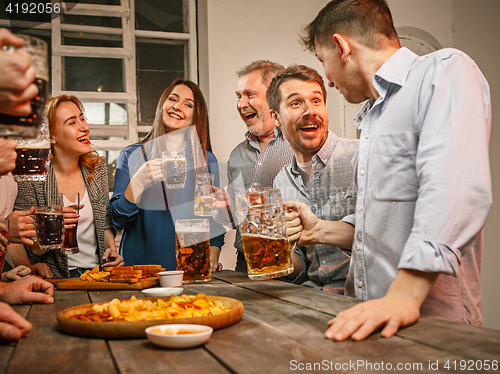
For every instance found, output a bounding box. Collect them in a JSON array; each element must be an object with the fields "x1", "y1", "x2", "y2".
[{"x1": 288, "y1": 239, "x2": 297, "y2": 253}]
